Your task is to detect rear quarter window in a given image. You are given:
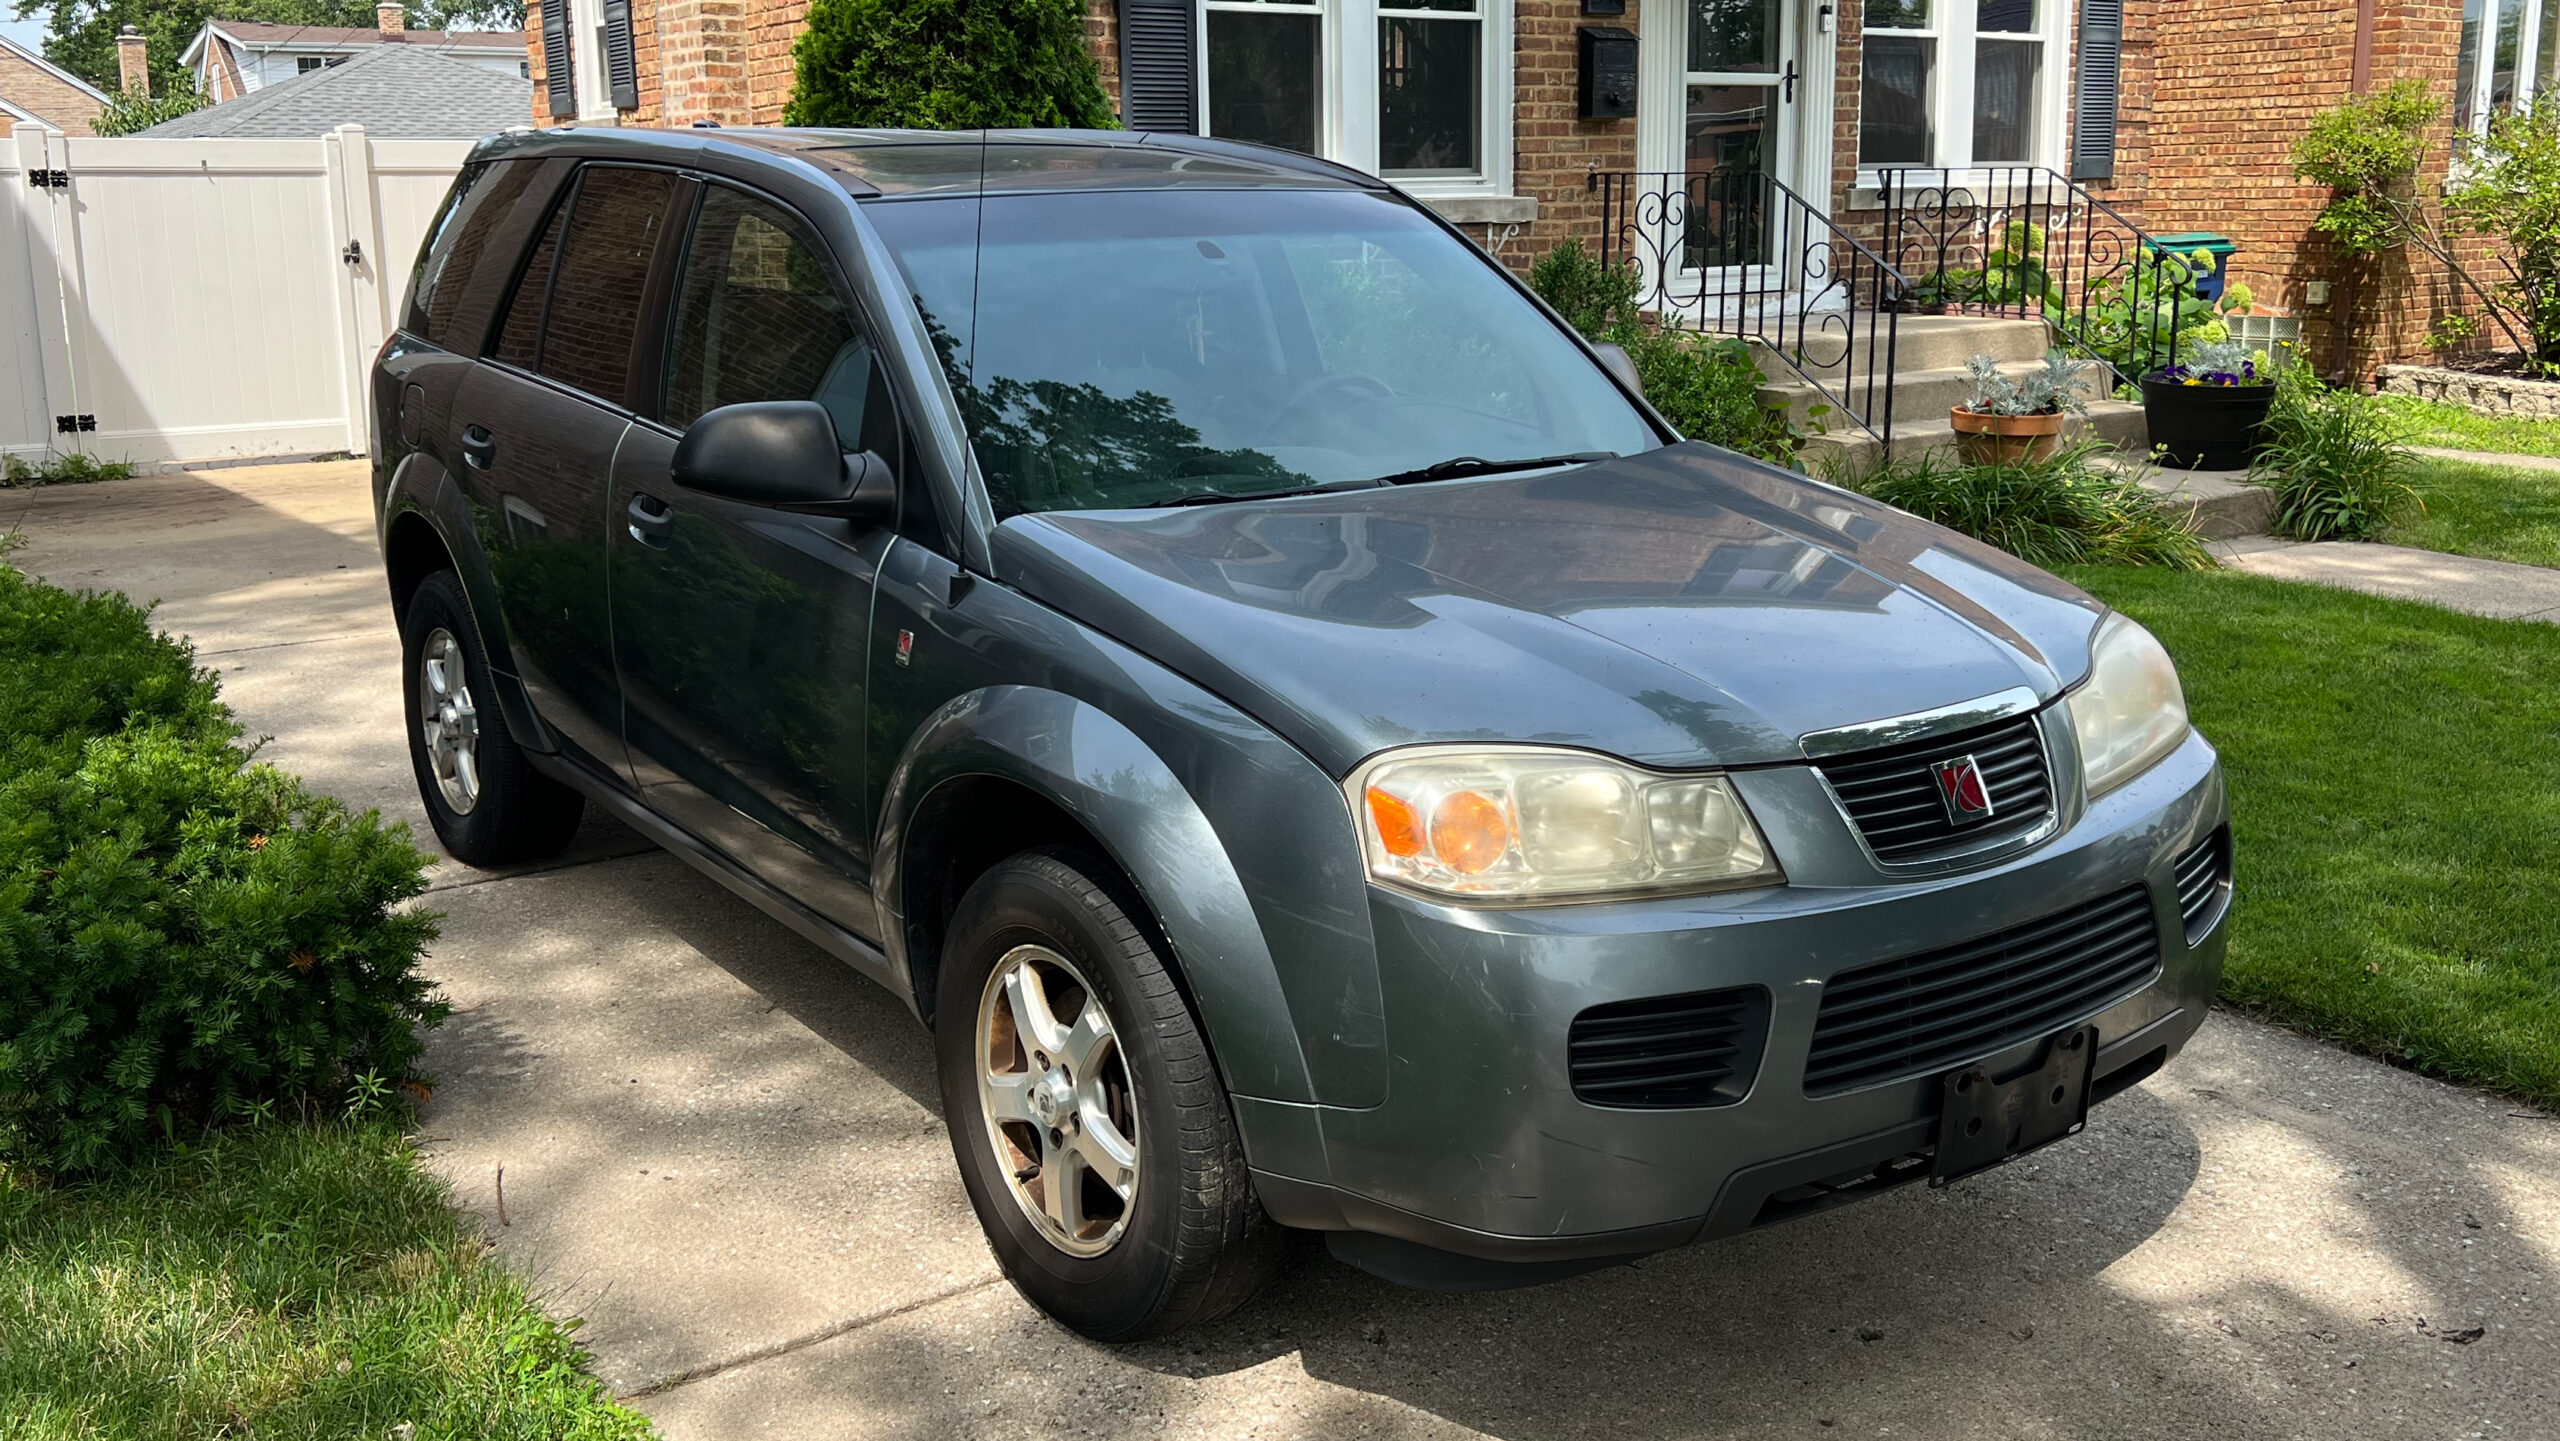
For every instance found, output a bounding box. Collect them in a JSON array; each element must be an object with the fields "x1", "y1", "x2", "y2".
[{"x1": 406, "y1": 159, "x2": 543, "y2": 348}]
